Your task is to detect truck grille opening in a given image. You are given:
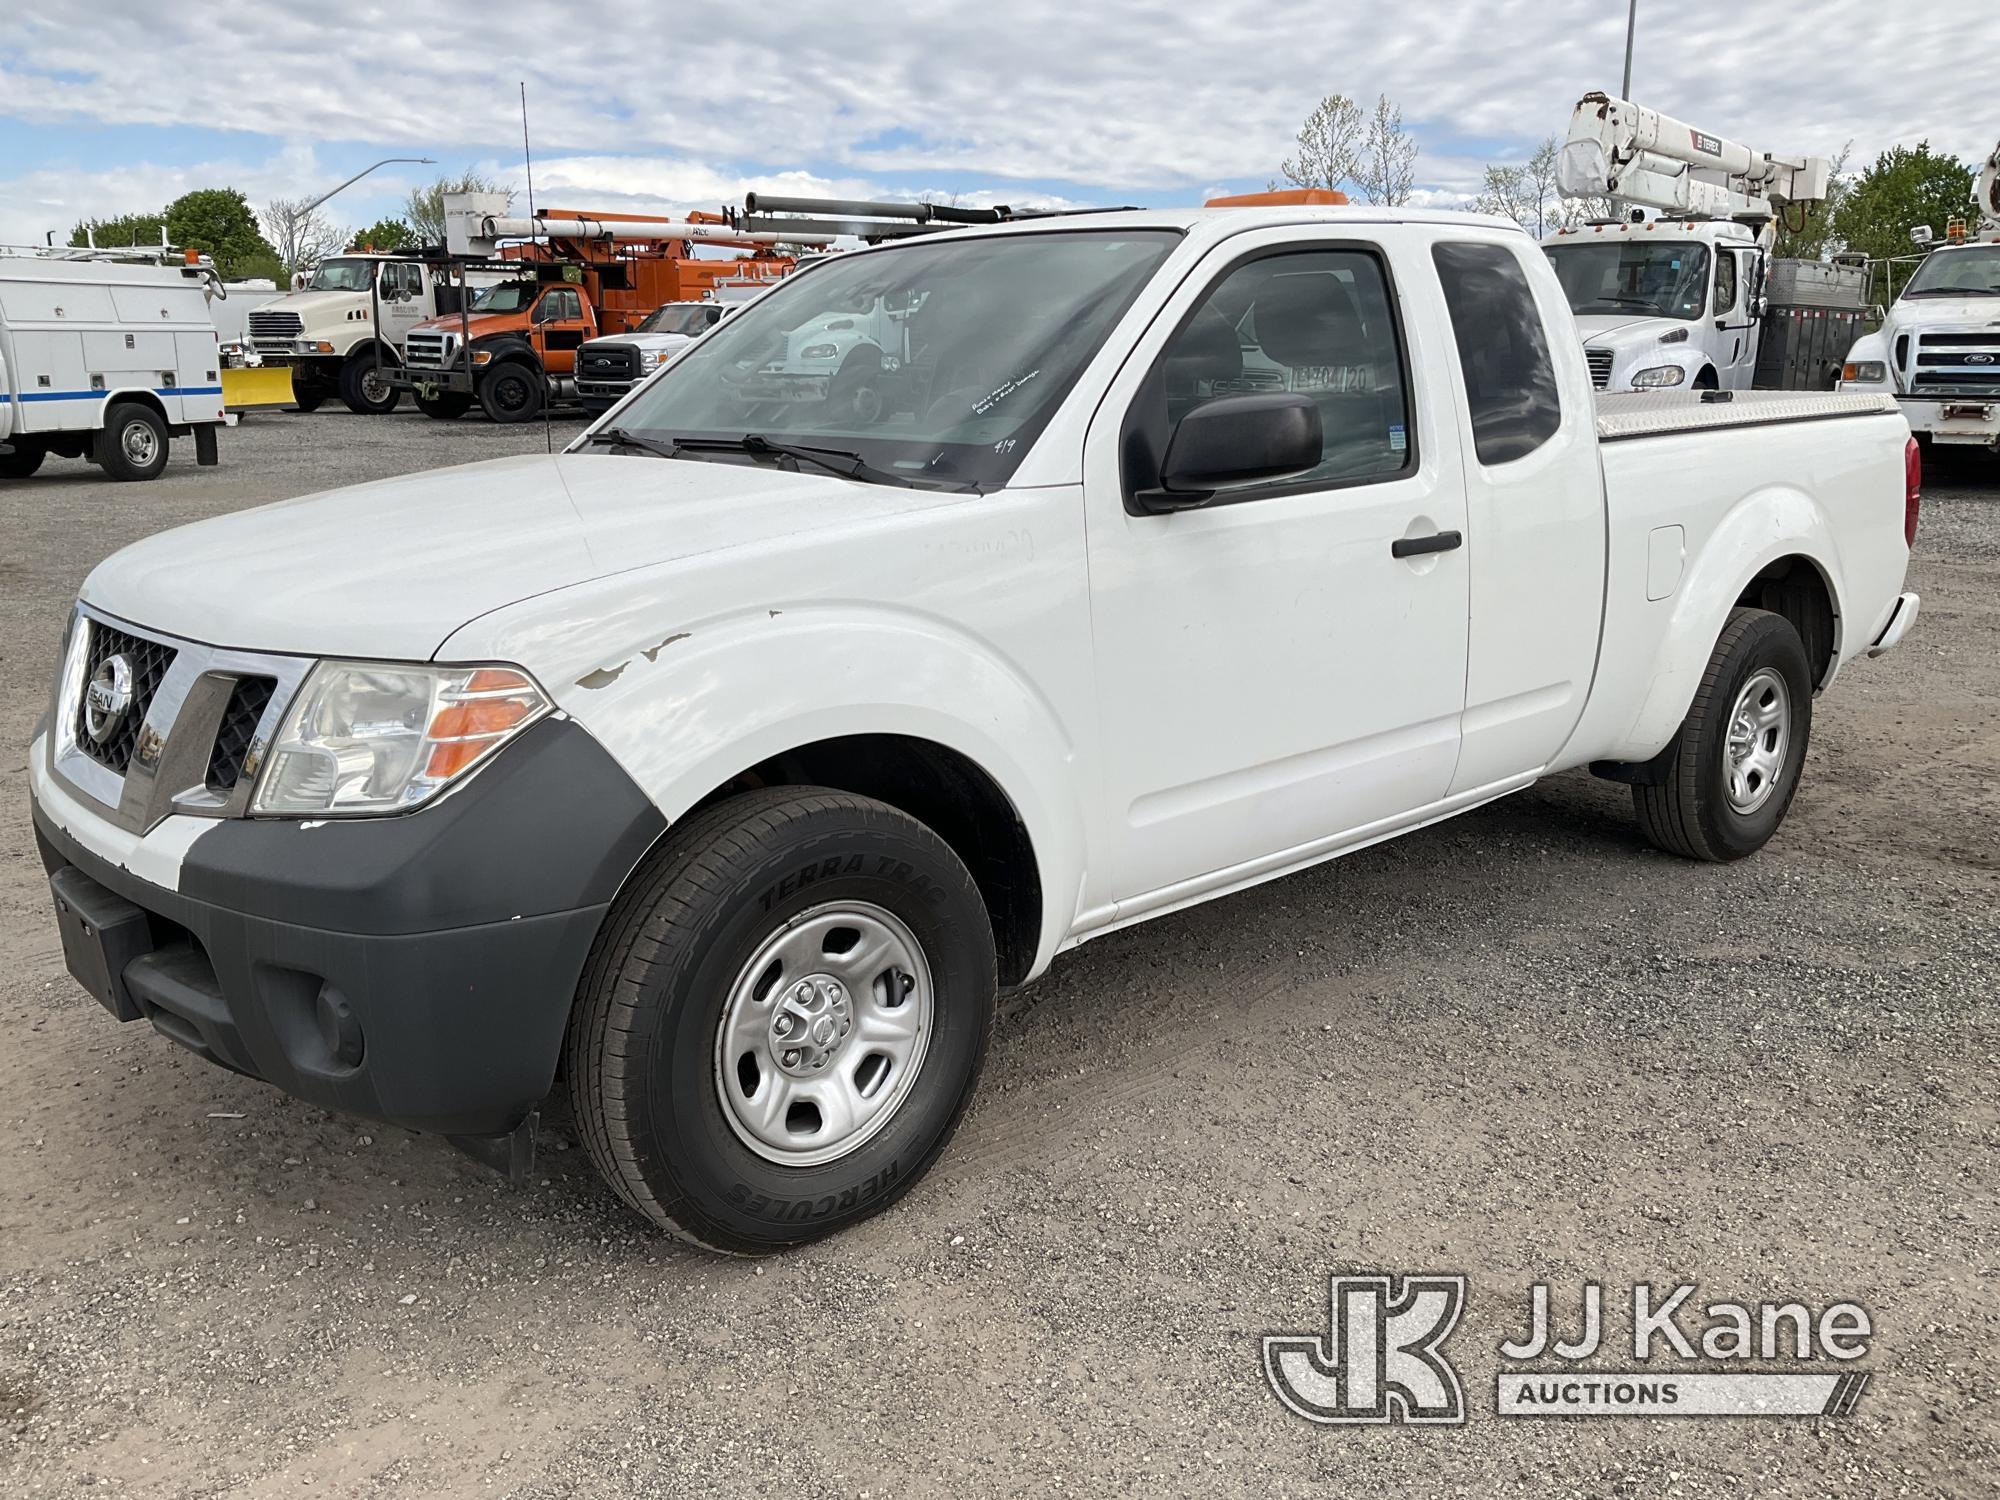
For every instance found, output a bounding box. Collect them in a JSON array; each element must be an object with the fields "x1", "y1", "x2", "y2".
[
  {"x1": 1585, "y1": 347, "x2": 1614, "y2": 389},
  {"x1": 579, "y1": 346, "x2": 638, "y2": 381},
  {"x1": 205, "y1": 676, "x2": 276, "y2": 793},
  {"x1": 404, "y1": 332, "x2": 452, "y2": 369},
  {"x1": 75, "y1": 623, "x2": 177, "y2": 775},
  {"x1": 247, "y1": 310, "x2": 303, "y2": 341},
  {"x1": 1911, "y1": 333, "x2": 2000, "y2": 397}
]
